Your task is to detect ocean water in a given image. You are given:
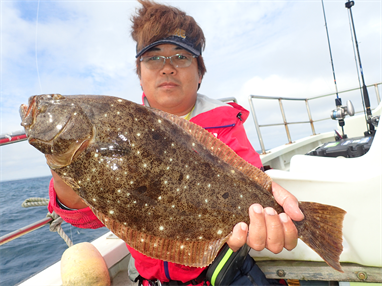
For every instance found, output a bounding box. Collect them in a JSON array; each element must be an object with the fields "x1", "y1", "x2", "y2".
[{"x1": 0, "y1": 176, "x2": 109, "y2": 286}]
